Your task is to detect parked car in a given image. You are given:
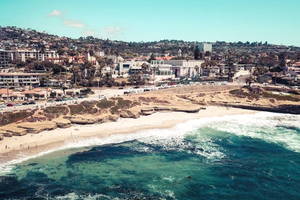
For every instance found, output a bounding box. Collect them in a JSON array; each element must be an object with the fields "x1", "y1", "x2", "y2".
[{"x1": 6, "y1": 103, "x2": 14, "y2": 107}]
